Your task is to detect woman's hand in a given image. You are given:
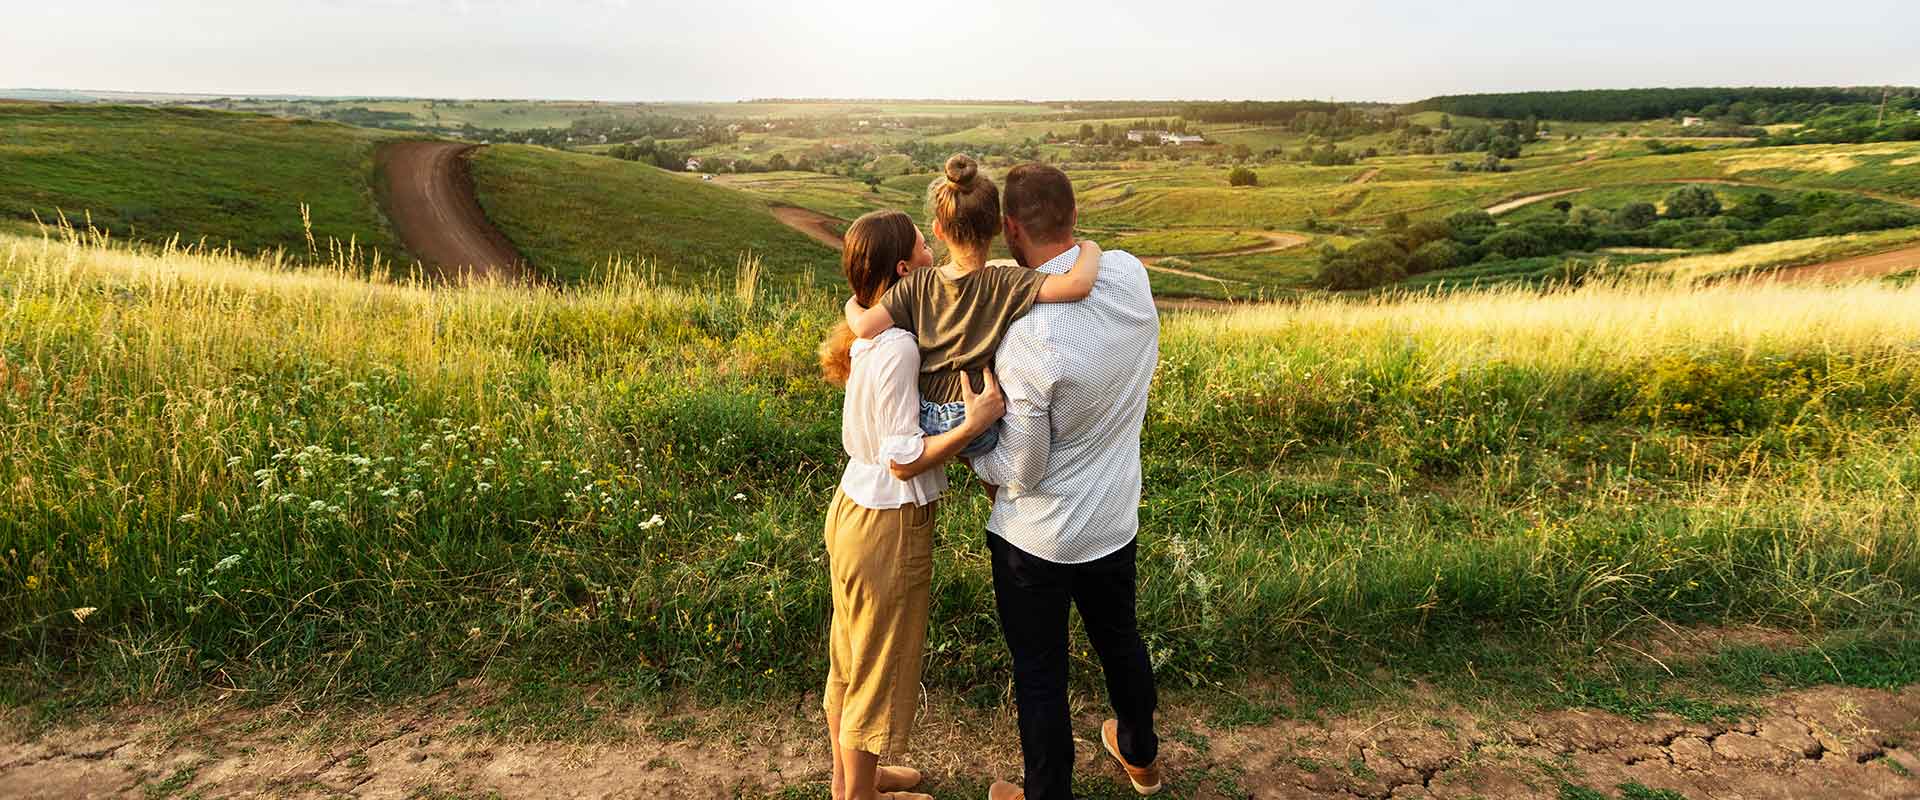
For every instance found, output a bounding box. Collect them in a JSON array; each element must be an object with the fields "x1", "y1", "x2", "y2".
[
  {"x1": 960, "y1": 370, "x2": 1006, "y2": 435},
  {"x1": 844, "y1": 296, "x2": 866, "y2": 327}
]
